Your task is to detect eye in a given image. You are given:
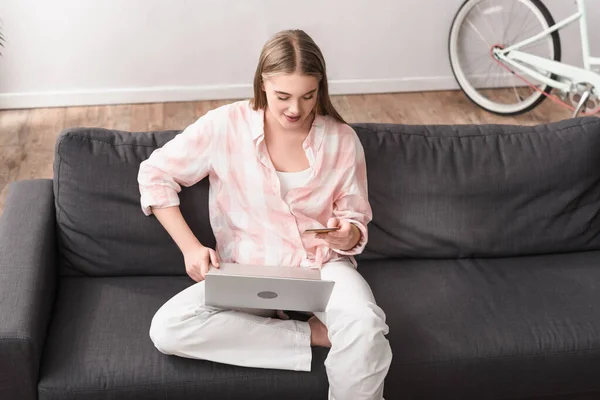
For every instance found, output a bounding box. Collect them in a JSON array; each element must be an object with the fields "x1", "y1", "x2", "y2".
[
  {"x1": 277, "y1": 96, "x2": 290, "y2": 101},
  {"x1": 303, "y1": 95, "x2": 314, "y2": 100}
]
